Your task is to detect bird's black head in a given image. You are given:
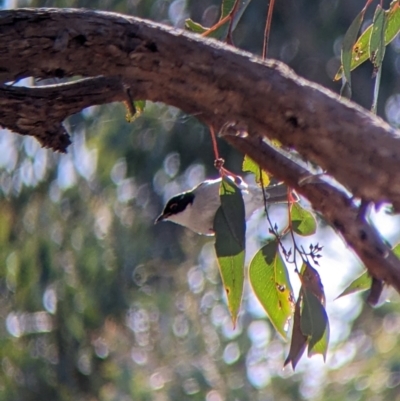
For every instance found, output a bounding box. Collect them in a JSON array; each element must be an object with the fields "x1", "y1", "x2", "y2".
[{"x1": 155, "y1": 191, "x2": 195, "y2": 223}]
